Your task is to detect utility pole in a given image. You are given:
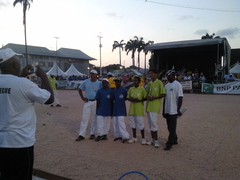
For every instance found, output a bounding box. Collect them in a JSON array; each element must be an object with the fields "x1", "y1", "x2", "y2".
[
  {"x1": 97, "y1": 34, "x2": 103, "y2": 77},
  {"x1": 54, "y1": 37, "x2": 60, "y2": 76}
]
